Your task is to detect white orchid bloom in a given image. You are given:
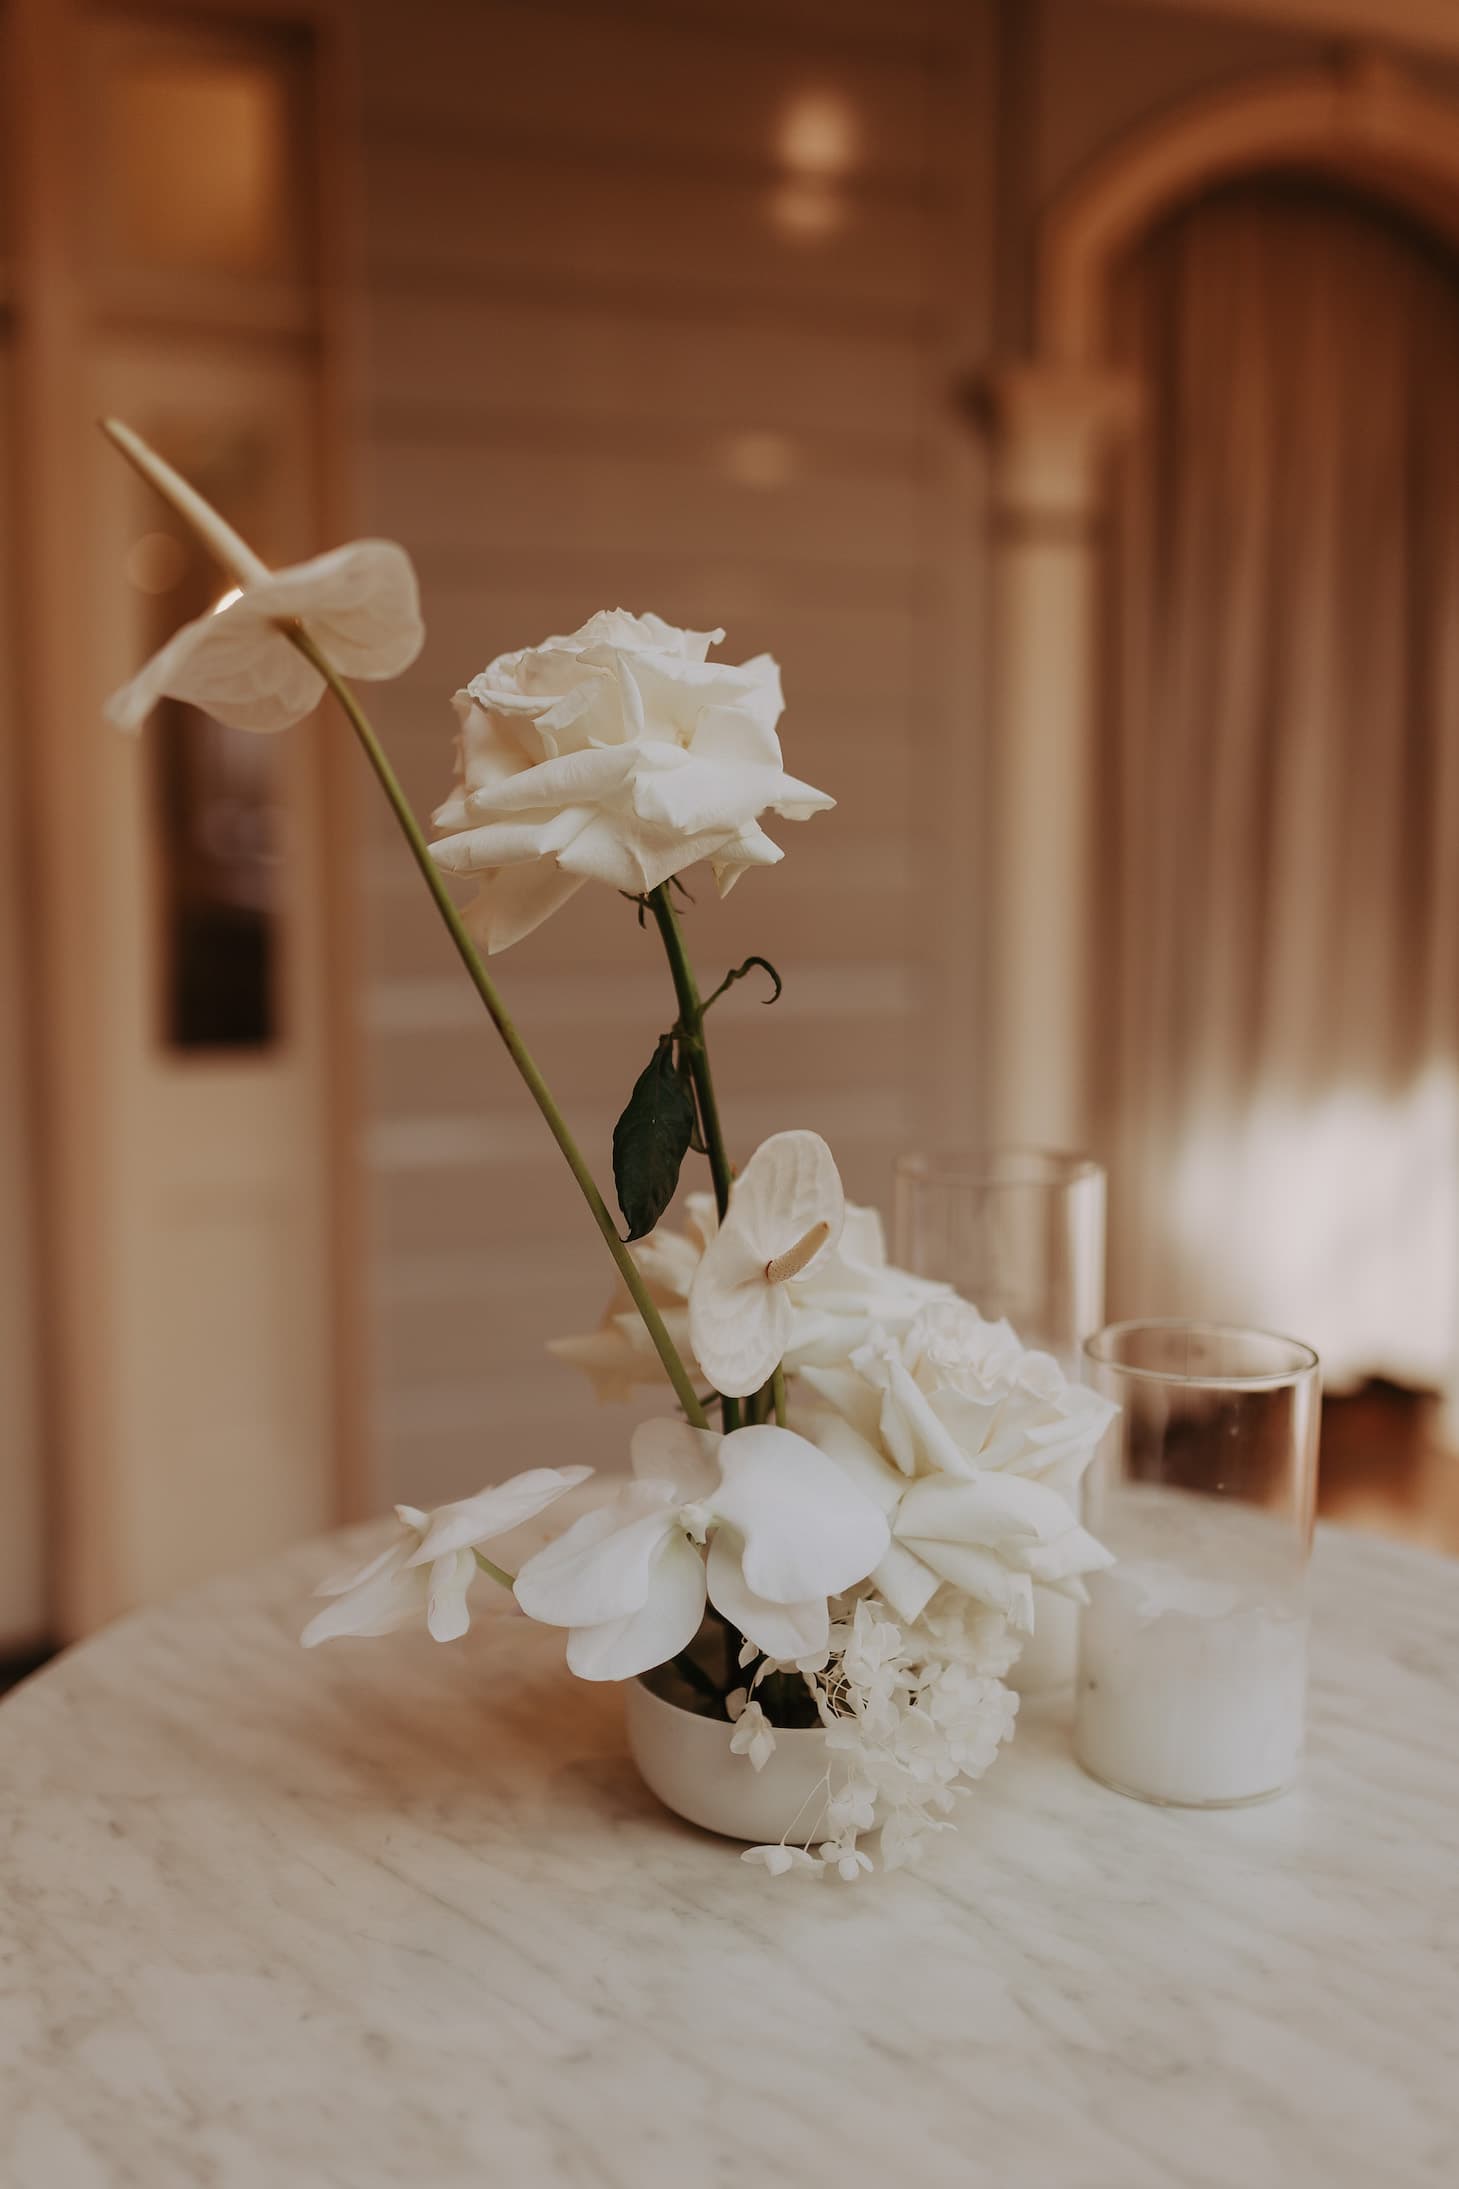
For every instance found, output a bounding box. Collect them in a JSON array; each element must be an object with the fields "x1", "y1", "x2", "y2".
[
  {"x1": 548, "y1": 1193, "x2": 949, "y2": 1401},
  {"x1": 301, "y1": 1465, "x2": 591, "y2": 1647},
  {"x1": 512, "y1": 1418, "x2": 889, "y2": 1680},
  {"x1": 429, "y1": 611, "x2": 833, "y2": 953},
  {"x1": 688, "y1": 1131, "x2": 846, "y2": 1397}
]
